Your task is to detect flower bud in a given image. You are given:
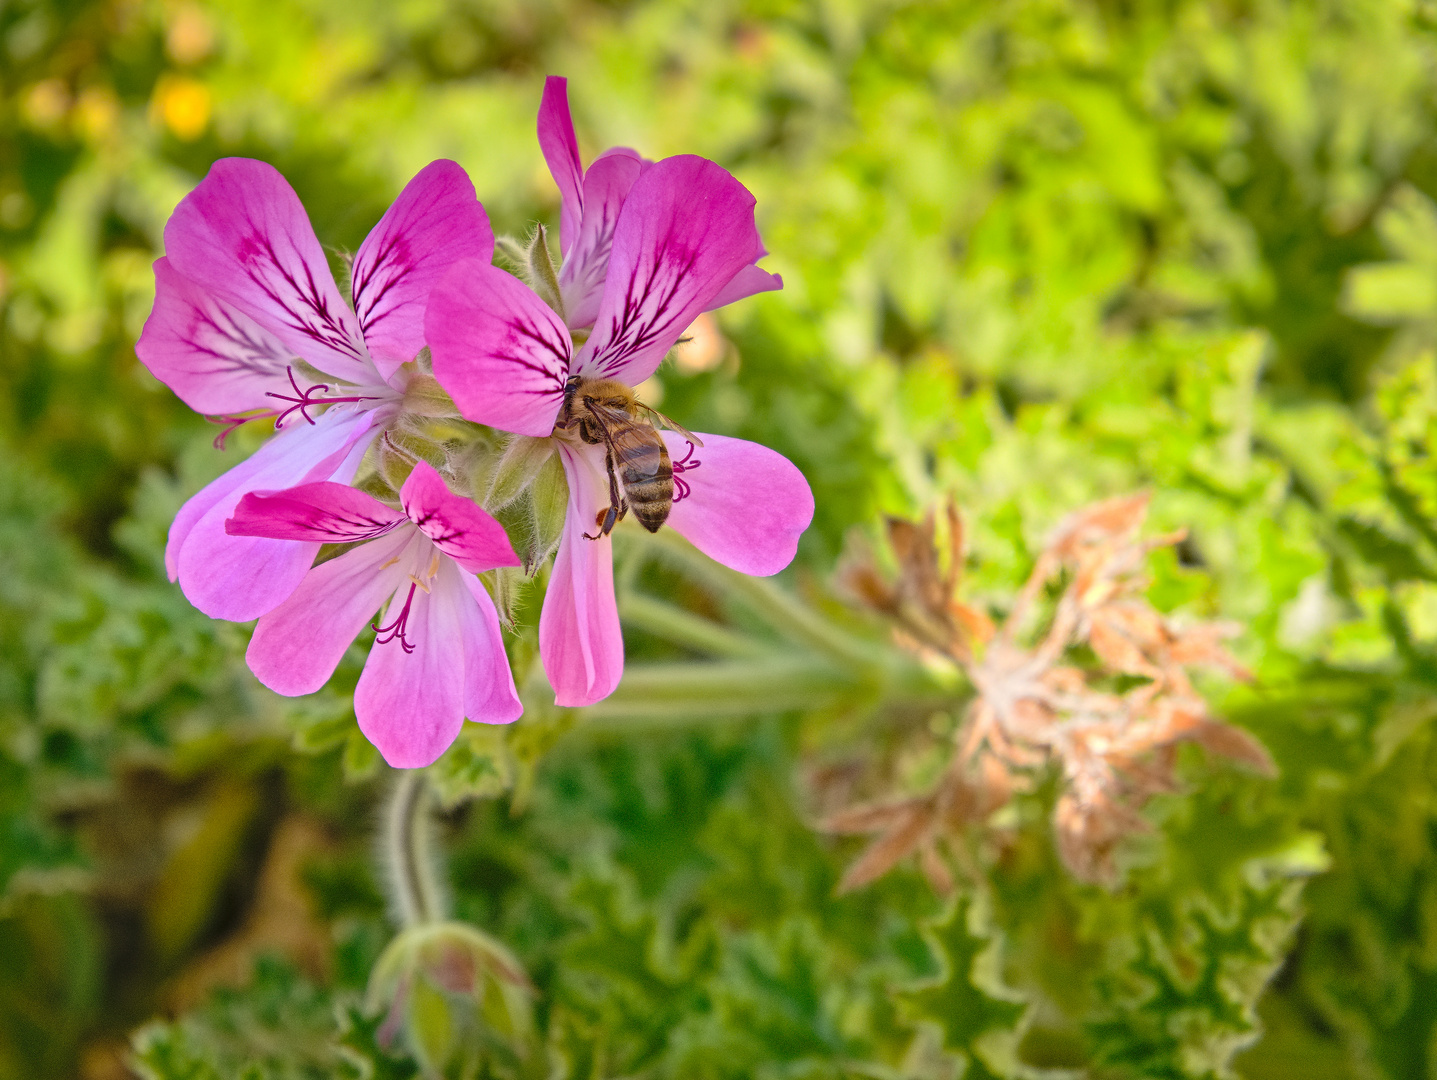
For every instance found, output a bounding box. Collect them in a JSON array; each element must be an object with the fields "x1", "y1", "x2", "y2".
[
  {"x1": 495, "y1": 492, "x2": 540, "y2": 573},
  {"x1": 376, "y1": 429, "x2": 434, "y2": 493},
  {"x1": 529, "y1": 451, "x2": 568, "y2": 564},
  {"x1": 485, "y1": 435, "x2": 557, "y2": 511},
  {"x1": 401, "y1": 373, "x2": 462, "y2": 419},
  {"x1": 525, "y1": 223, "x2": 564, "y2": 320},
  {"x1": 368, "y1": 921, "x2": 534, "y2": 1077}
]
